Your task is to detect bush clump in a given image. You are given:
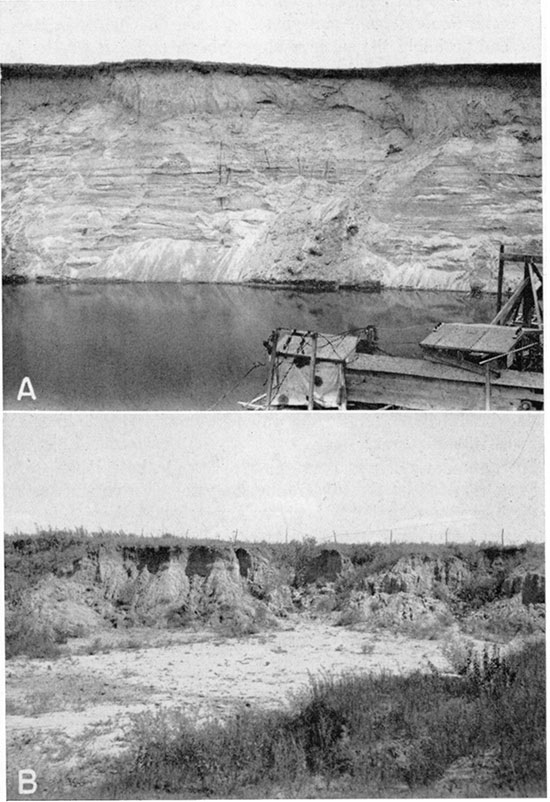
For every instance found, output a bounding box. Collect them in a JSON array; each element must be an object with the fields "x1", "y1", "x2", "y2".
[
  {"x1": 107, "y1": 641, "x2": 545, "y2": 798},
  {"x1": 5, "y1": 607, "x2": 63, "y2": 659}
]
